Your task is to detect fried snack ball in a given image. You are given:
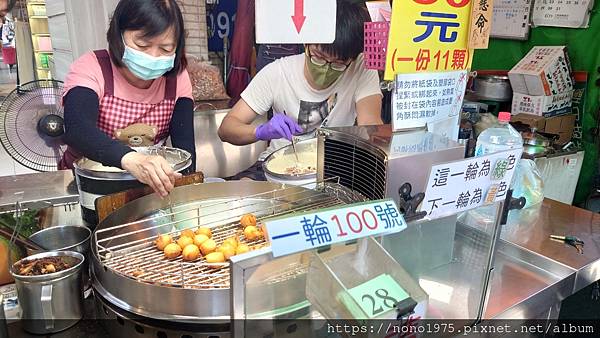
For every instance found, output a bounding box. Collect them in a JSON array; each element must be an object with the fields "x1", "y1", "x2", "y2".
[
  {"x1": 164, "y1": 243, "x2": 182, "y2": 259},
  {"x1": 177, "y1": 236, "x2": 194, "y2": 249},
  {"x1": 240, "y1": 214, "x2": 257, "y2": 228},
  {"x1": 195, "y1": 227, "x2": 212, "y2": 238},
  {"x1": 180, "y1": 229, "x2": 196, "y2": 239},
  {"x1": 193, "y1": 234, "x2": 210, "y2": 247},
  {"x1": 223, "y1": 236, "x2": 239, "y2": 249},
  {"x1": 205, "y1": 252, "x2": 226, "y2": 267},
  {"x1": 217, "y1": 244, "x2": 236, "y2": 260},
  {"x1": 244, "y1": 226, "x2": 262, "y2": 241},
  {"x1": 155, "y1": 234, "x2": 173, "y2": 251},
  {"x1": 182, "y1": 244, "x2": 200, "y2": 261},
  {"x1": 200, "y1": 239, "x2": 217, "y2": 256},
  {"x1": 235, "y1": 244, "x2": 250, "y2": 255}
]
